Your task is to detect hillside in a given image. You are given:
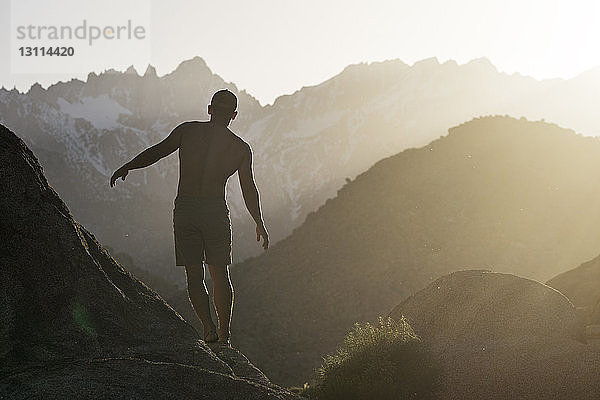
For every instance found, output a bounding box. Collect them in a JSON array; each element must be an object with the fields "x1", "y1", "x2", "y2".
[
  {"x1": 3, "y1": 57, "x2": 600, "y2": 283},
  {"x1": 547, "y1": 255, "x2": 600, "y2": 323},
  {"x1": 388, "y1": 270, "x2": 600, "y2": 399},
  {"x1": 229, "y1": 116, "x2": 600, "y2": 384},
  {"x1": 0, "y1": 123, "x2": 300, "y2": 399}
]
